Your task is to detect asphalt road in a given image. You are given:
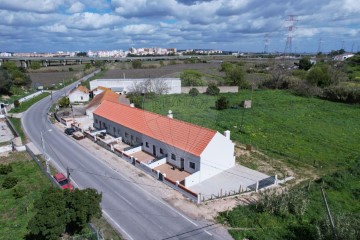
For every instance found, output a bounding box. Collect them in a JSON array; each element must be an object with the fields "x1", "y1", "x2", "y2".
[{"x1": 22, "y1": 72, "x2": 232, "y2": 240}]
